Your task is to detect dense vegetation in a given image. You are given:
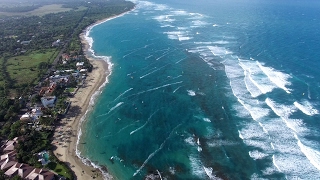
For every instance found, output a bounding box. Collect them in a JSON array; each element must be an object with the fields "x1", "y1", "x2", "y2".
[{"x1": 0, "y1": 0, "x2": 135, "y2": 179}]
